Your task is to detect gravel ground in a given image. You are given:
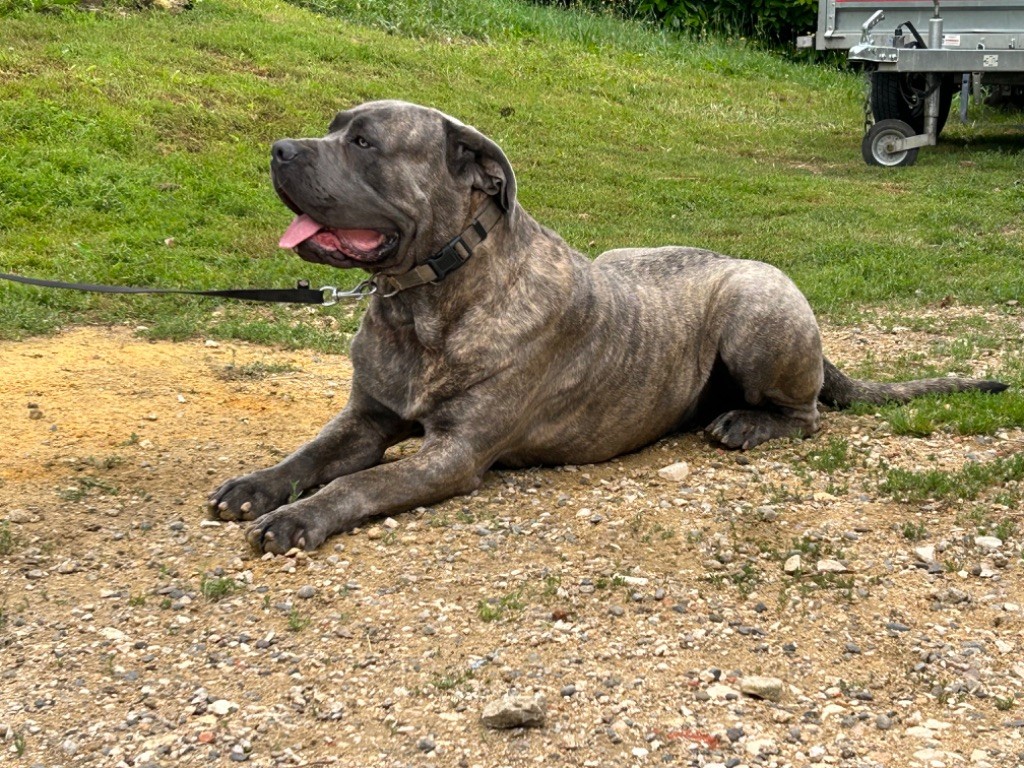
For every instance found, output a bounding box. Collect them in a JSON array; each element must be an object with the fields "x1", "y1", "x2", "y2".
[{"x1": 1, "y1": 307, "x2": 1022, "y2": 768}]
